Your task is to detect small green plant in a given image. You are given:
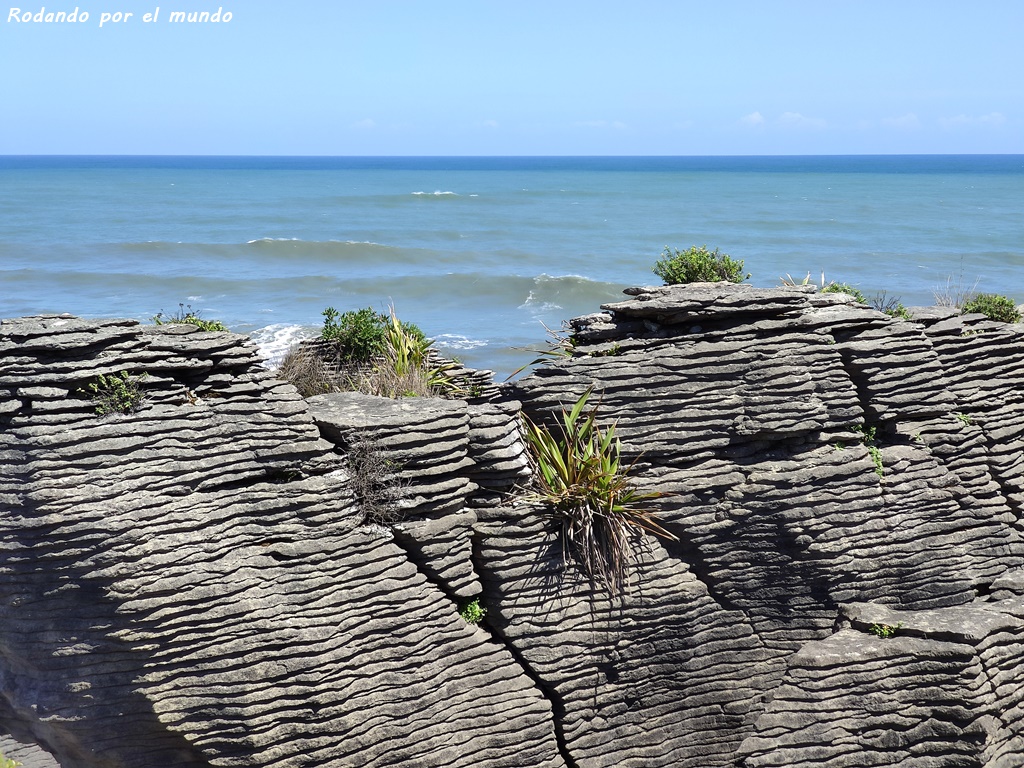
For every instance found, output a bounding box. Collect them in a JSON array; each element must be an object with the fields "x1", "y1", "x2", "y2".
[
  {"x1": 955, "y1": 412, "x2": 974, "y2": 427},
  {"x1": 507, "y1": 320, "x2": 577, "y2": 380},
  {"x1": 961, "y1": 293, "x2": 1021, "y2": 324},
  {"x1": 821, "y1": 282, "x2": 867, "y2": 304},
  {"x1": 459, "y1": 596, "x2": 487, "y2": 625},
  {"x1": 153, "y1": 303, "x2": 228, "y2": 332},
  {"x1": 521, "y1": 388, "x2": 677, "y2": 596},
  {"x1": 871, "y1": 291, "x2": 911, "y2": 320},
  {"x1": 867, "y1": 446, "x2": 883, "y2": 479},
  {"x1": 869, "y1": 622, "x2": 902, "y2": 639},
  {"x1": 852, "y1": 424, "x2": 884, "y2": 479},
  {"x1": 0, "y1": 753, "x2": 20, "y2": 768},
  {"x1": 653, "y1": 245, "x2": 749, "y2": 285},
  {"x1": 365, "y1": 308, "x2": 465, "y2": 398},
  {"x1": 321, "y1": 307, "x2": 386, "y2": 361},
  {"x1": 82, "y1": 371, "x2": 147, "y2": 415},
  {"x1": 588, "y1": 343, "x2": 623, "y2": 358}
]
